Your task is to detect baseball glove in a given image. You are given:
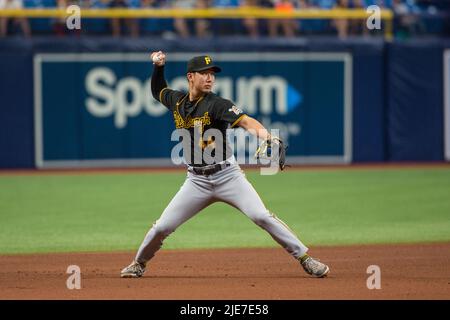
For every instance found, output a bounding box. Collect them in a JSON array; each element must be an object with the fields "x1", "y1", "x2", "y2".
[{"x1": 255, "y1": 136, "x2": 288, "y2": 171}]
